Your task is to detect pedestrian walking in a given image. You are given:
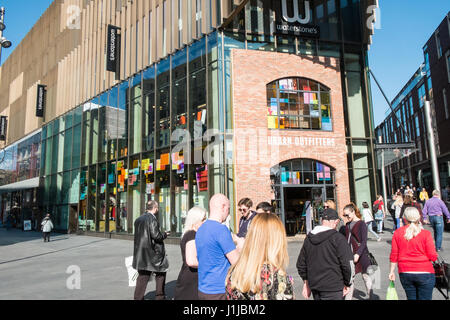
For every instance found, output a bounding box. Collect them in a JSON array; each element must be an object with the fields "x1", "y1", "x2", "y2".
[
  {"x1": 297, "y1": 208, "x2": 354, "y2": 300},
  {"x1": 255, "y1": 202, "x2": 274, "y2": 214},
  {"x1": 400, "y1": 195, "x2": 423, "y2": 225},
  {"x1": 343, "y1": 204, "x2": 374, "y2": 300},
  {"x1": 41, "y1": 214, "x2": 54, "y2": 242},
  {"x1": 132, "y1": 201, "x2": 170, "y2": 300},
  {"x1": 235, "y1": 198, "x2": 257, "y2": 239},
  {"x1": 196, "y1": 194, "x2": 242, "y2": 300},
  {"x1": 389, "y1": 207, "x2": 438, "y2": 300},
  {"x1": 422, "y1": 190, "x2": 450, "y2": 252},
  {"x1": 391, "y1": 193, "x2": 403, "y2": 232},
  {"x1": 419, "y1": 188, "x2": 429, "y2": 204},
  {"x1": 361, "y1": 202, "x2": 381, "y2": 242},
  {"x1": 226, "y1": 212, "x2": 294, "y2": 300},
  {"x1": 174, "y1": 206, "x2": 207, "y2": 300},
  {"x1": 373, "y1": 195, "x2": 385, "y2": 234}
]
